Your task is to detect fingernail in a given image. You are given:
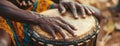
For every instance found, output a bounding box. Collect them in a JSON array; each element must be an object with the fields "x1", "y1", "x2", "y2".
[
  {"x1": 74, "y1": 15, "x2": 79, "y2": 19},
  {"x1": 54, "y1": 37, "x2": 58, "y2": 39},
  {"x1": 28, "y1": 1, "x2": 32, "y2": 5},
  {"x1": 61, "y1": 11, "x2": 66, "y2": 14},
  {"x1": 73, "y1": 34, "x2": 77, "y2": 37},
  {"x1": 88, "y1": 13, "x2": 92, "y2": 15},
  {"x1": 23, "y1": 1, "x2": 27, "y2": 6},
  {"x1": 63, "y1": 36, "x2": 70, "y2": 41},
  {"x1": 82, "y1": 15, "x2": 86, "y2": 18}
]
